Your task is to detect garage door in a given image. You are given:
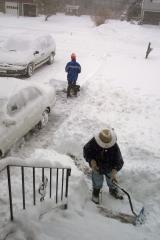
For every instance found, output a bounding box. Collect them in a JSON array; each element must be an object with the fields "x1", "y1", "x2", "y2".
[
  {"x1": 23, "y1": 4, "x2": 36, "y2": 17},
  {"x1": 5, "y1": 1, "x2": 18, "y2": 16},
  {"x1": 143, "y1": 11, "x2": 160, "y2": 24}
]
